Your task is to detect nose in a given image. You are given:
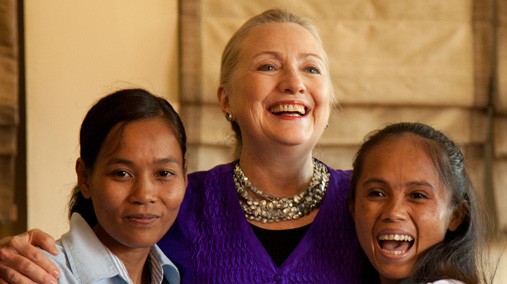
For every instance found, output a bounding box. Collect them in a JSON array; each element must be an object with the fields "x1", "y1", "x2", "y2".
[
  {"x1": 129, "y1": 176, "x2": 156, "y2": 204},
  {"x1": 279, "y1": 66, "x2": 305, "y2": 94},
  {"x1": 381, "y1": 197, "x2": 407, "y2": 223}
]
